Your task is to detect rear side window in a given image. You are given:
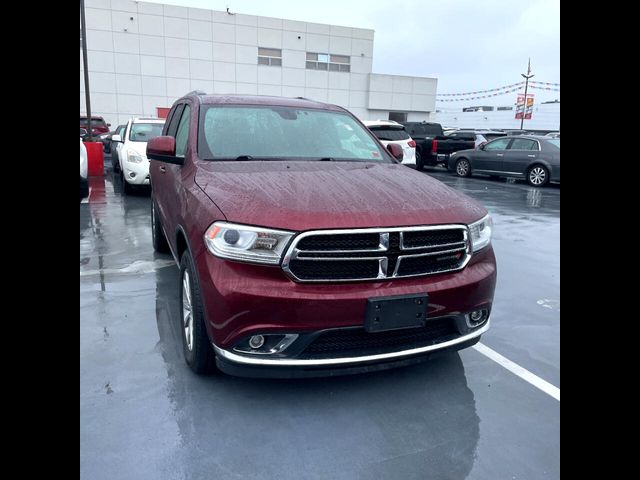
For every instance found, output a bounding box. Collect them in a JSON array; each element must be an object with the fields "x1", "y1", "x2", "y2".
[
  {"x1": 368, "y1": 127, "x2": 410, "y2": 141},
  {"x1": 405, "y1": 124, "x2": 424, "y2": 135},
  {"x1": 484, "y1": 138, "x2": 512, "y2": 151},
  {"x1": 509, "y1": 138, "x2": 538, "y2": 151},
  {"x1": 174, "y1": 105, "x2": 191, "y2": 157}
]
